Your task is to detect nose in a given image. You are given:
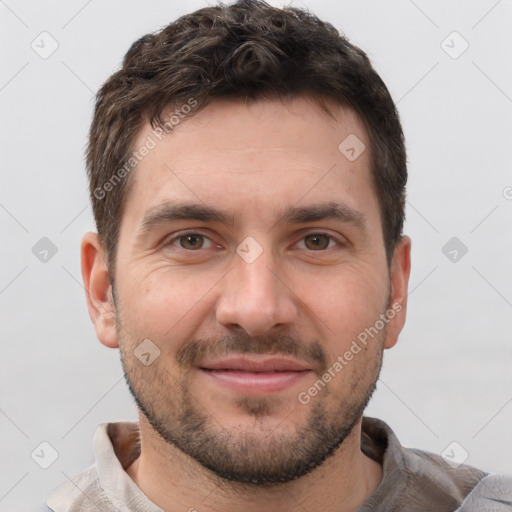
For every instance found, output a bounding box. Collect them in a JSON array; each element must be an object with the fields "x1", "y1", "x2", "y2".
[{"x1": 215, "y1": 247, "x2": 298, "y2": 336}]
